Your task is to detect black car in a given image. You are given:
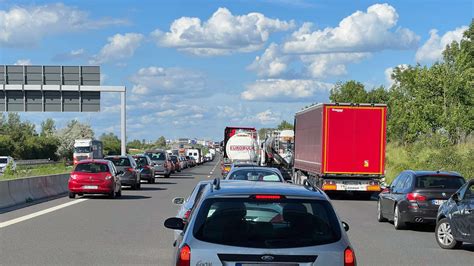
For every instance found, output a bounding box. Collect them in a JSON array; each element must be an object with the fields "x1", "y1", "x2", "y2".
[
  {"x1": 377, "y1": 170, "x2": 465, "y2": 229},
  {"x1": 133, "y1": 155, "x2": 155, "y2": 184},
  {"x1": 435, "y1": 179, "x2": 474, "y2": 249}
]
